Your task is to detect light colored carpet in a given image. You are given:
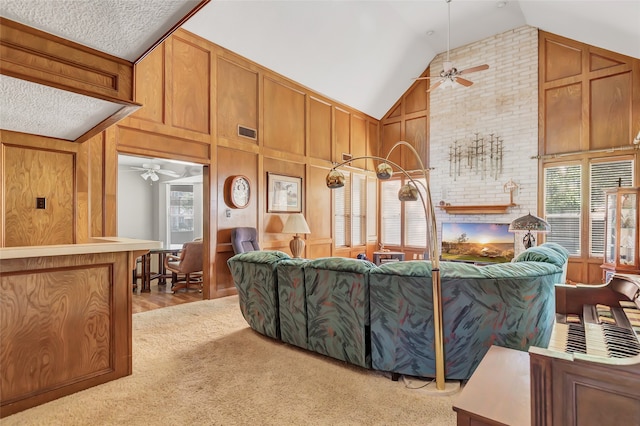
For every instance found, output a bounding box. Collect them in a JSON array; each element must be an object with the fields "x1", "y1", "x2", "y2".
[{"x1": 4, "y1": 296, "x2": 459, "y2": 425}]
